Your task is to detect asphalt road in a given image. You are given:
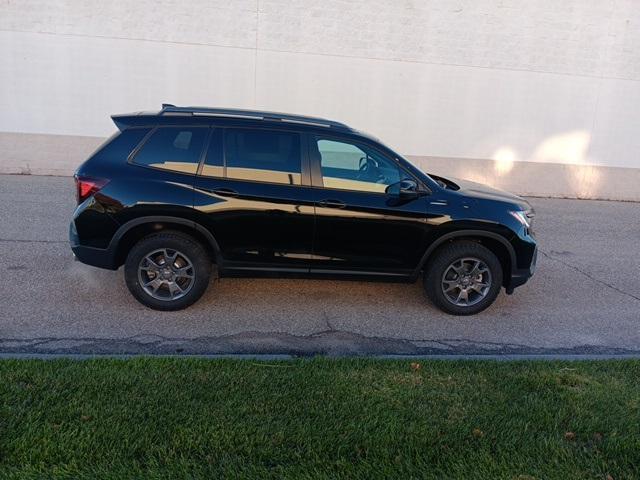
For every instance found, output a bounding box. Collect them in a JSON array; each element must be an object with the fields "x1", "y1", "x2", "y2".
[{"x1": 1, "y1": 174, "x2": 639, "y2": 356}]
